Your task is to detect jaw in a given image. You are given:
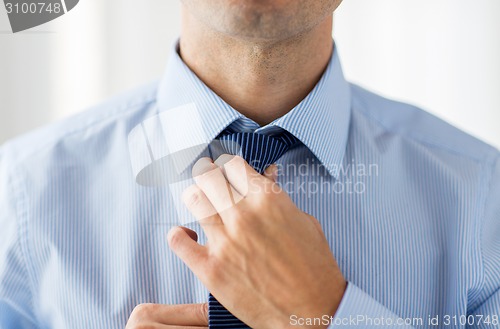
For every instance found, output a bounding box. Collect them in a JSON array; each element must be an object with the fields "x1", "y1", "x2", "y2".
[{"x1": 180, "y1": 0, "x2": 338, "y2": 43}]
